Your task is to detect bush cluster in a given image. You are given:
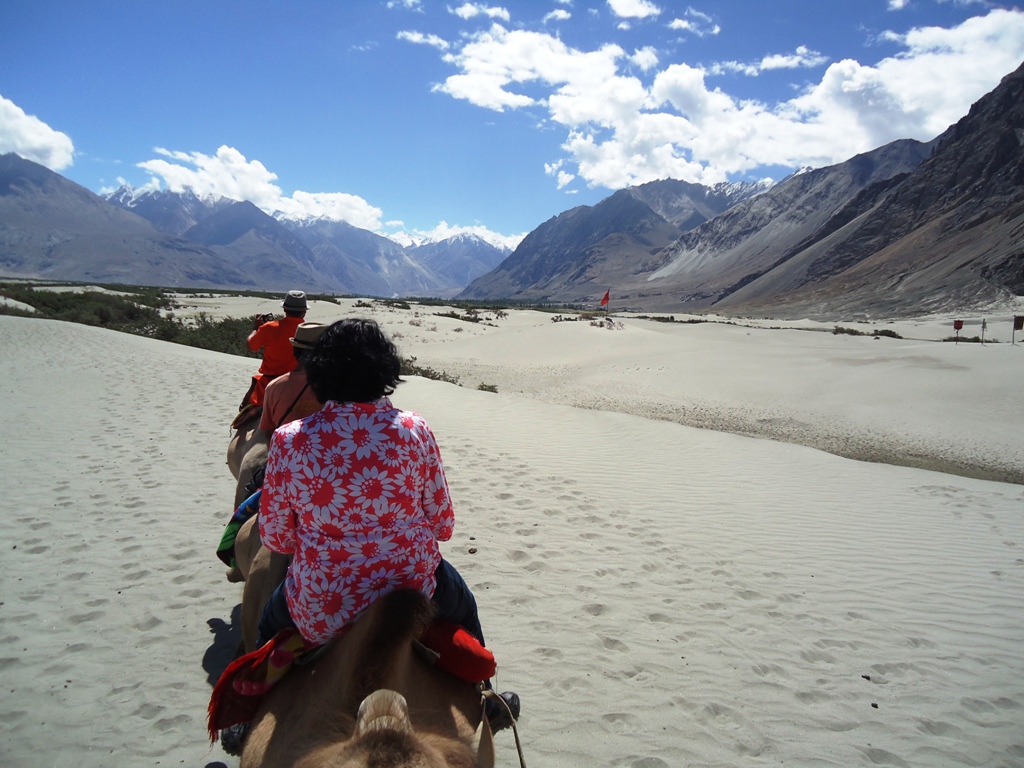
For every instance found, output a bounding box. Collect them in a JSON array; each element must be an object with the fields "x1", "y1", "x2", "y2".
[
  {"x1": 833, "y1": 325, "x2": 903, "y2": 339},
  {"x1": 0, "y1": 283, "x2": 261, "y2": 358}
]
